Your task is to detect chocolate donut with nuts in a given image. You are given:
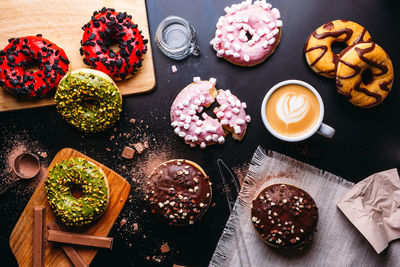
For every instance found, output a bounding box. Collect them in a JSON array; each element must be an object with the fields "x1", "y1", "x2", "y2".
[
  {"x1": 251, "y1": 183, "x2": 318, "y2": 249},
  {"x1": 145, "y1": 159, "x2": 212, "y2": 226}
]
